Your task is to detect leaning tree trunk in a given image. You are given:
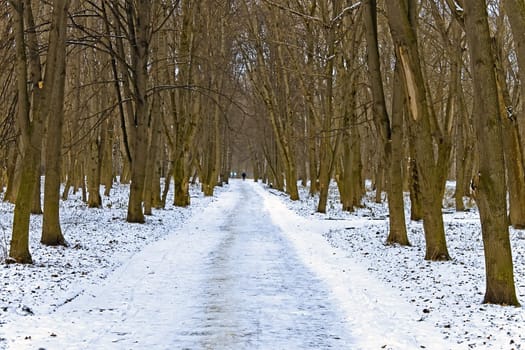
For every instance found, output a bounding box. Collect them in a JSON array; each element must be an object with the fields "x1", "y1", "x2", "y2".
[{"x1": 462, "y1": 0, "x2": 520, "y2": 306}]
